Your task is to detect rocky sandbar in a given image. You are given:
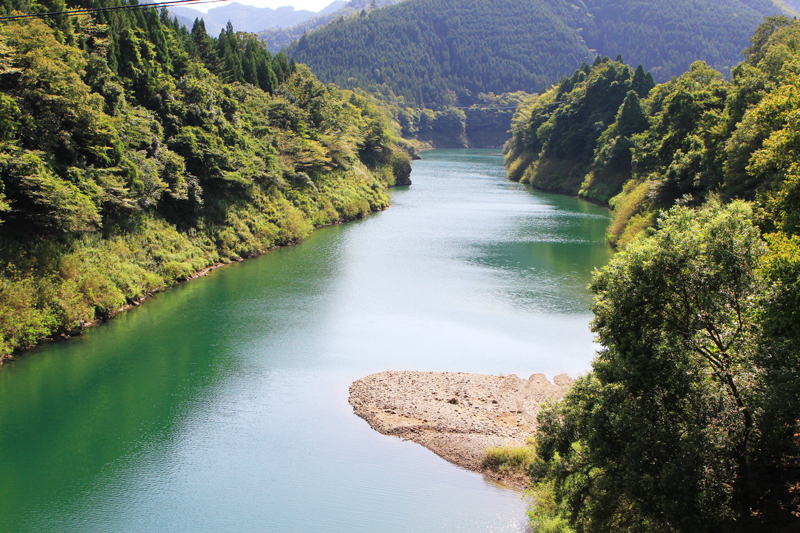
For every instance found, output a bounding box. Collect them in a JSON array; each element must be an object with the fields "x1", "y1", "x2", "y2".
[{"x1": 349, "y1": 371, "x2": 572, "y2": 489}]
